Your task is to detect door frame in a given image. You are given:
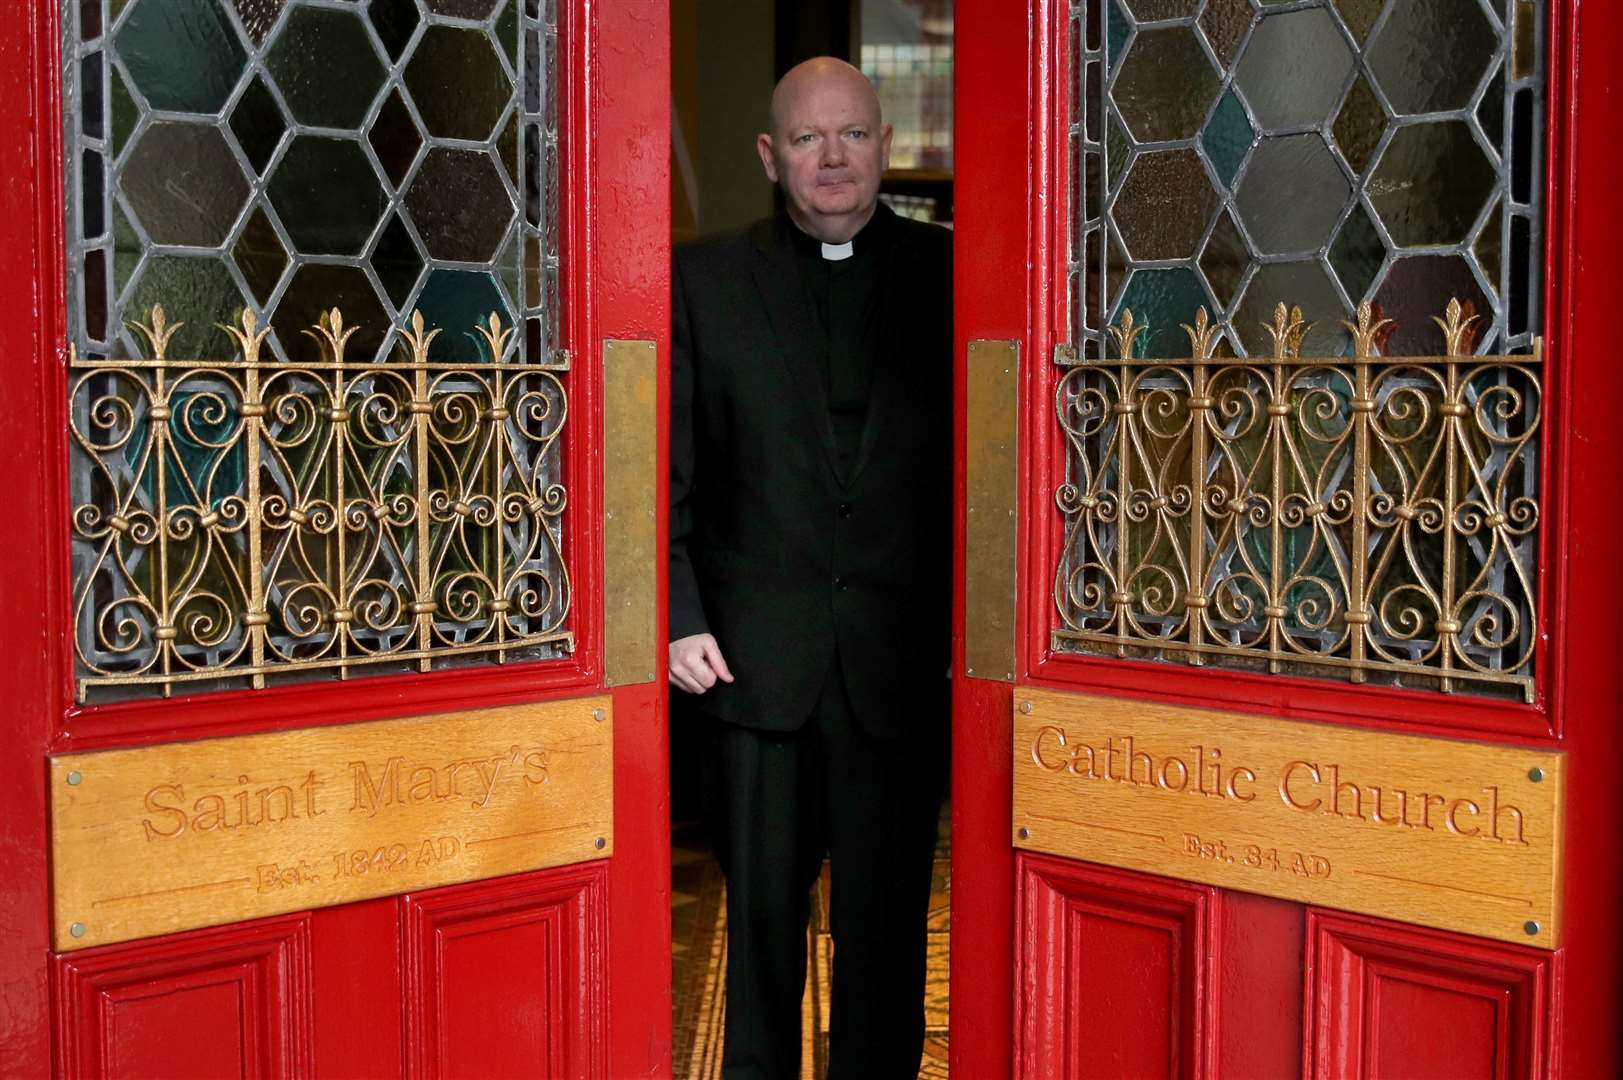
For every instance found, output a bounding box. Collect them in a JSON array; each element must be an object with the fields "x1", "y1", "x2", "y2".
[
  {"x1": 950, "y1": 1, "x2": 1623, "y2": 1076},
  {"x1": 0, "y1": 2, "x2": 672, "y2": 1073}
]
